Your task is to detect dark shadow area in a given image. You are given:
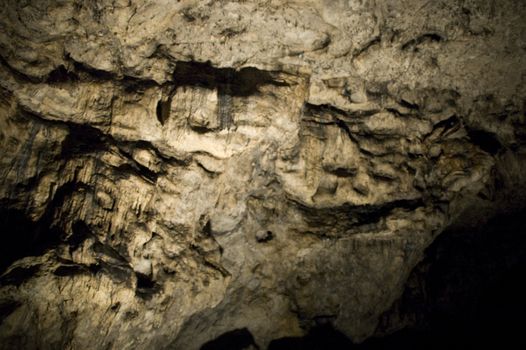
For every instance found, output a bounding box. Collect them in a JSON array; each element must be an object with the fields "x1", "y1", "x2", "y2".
[
  {"x1": 269, "y1": 324, "x2": 353, "y2": 350},
  {"x1": 0, "y1": 207, "x2": 62, "y2": 275},
  {"x1": 200, "y1": 328, "x2": 259, "y2": 350},
  {"x1": 297, "y1": 198, "x2": 424, "y2": 236},
  {"x1": 429, "y1": 115, "x2": 460, "y2": 138},
  {"x1": 46, "y1": 65, "x2": 80, "y2": 84},
  {"x1": 60, "y1": 122, "x2": 107, "y2": 157},
  {"x1": 0, "y1": 299, "x2": 21, "y2": 325},
  {"x1": 401, "y1": 33, "x2": 445, "y2": 51},
  {"x1": 0, "y1": 206, "x2": 135, "y2": 289},
  {"x1": 268, "y1": 208, "x2": 526, "y2": 349},
  {"x1": 61, "y1": 122, "x2": 159, "y2": 182},
  {"x1": 466, "y1": 128, "x2": 502, "y2": 154},
  {"x1": 0, "y1": 183, "x2": 89, "y2": 279},
  {"x1": 156, "y1": 98, "x2": 171, "y2": 125},
  {"x1": 173, "y1": 61, "x2": 288, "y2": 97},
  {"x1": 371, "y1": 208, "x2": 526, "y2": 350},
  {"x1": 69, "y1": 57, "x2": 116, "y2": 81},
  {"x1": 135, "y1": 271, "x2": 161, "y2": 300},
  {"x1": 69, "y1": 220, "x2": 93, "y2": 251}
]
